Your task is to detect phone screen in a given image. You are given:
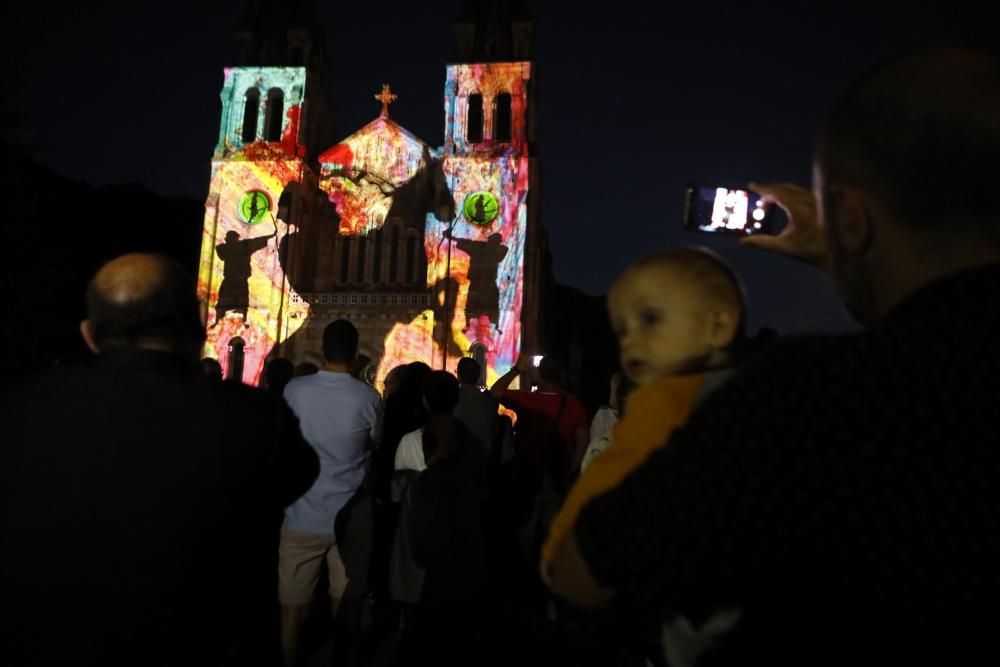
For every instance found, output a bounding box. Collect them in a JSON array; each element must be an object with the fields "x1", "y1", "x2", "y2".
[{"x1": 684, "y1": 185, "x2": 771, "y2": 235}]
